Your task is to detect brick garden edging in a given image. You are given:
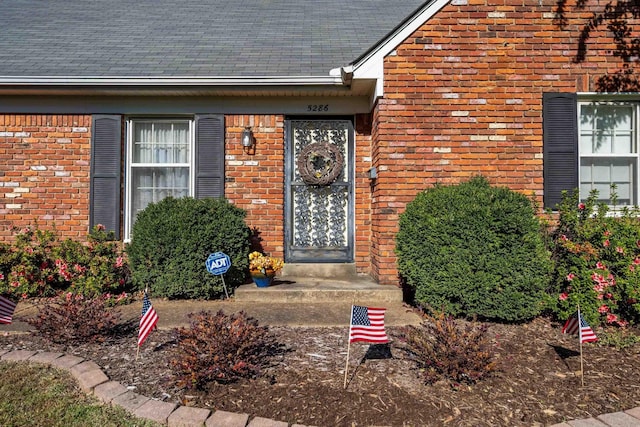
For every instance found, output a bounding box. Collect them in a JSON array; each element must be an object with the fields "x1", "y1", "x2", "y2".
[{"x1": 0, "y1": 349, "x2": 309, "y2": 427}]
